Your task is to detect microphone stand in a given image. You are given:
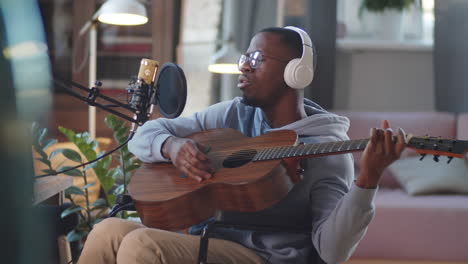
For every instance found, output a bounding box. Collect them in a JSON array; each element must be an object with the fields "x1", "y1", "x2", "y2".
[{"x1": 51, "y1": 76, "x2": 154, "y2": 217}]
